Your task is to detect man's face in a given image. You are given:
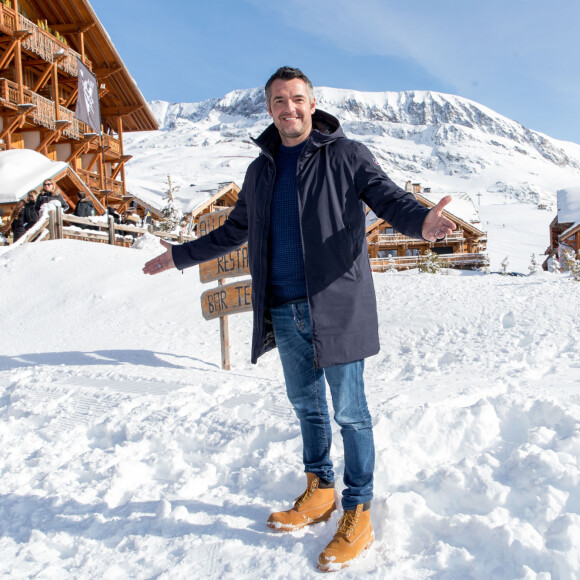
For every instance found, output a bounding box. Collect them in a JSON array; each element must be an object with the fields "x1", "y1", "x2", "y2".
[{"x1": 267, "y1": 78, "x2": 315, "y2": 146}]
